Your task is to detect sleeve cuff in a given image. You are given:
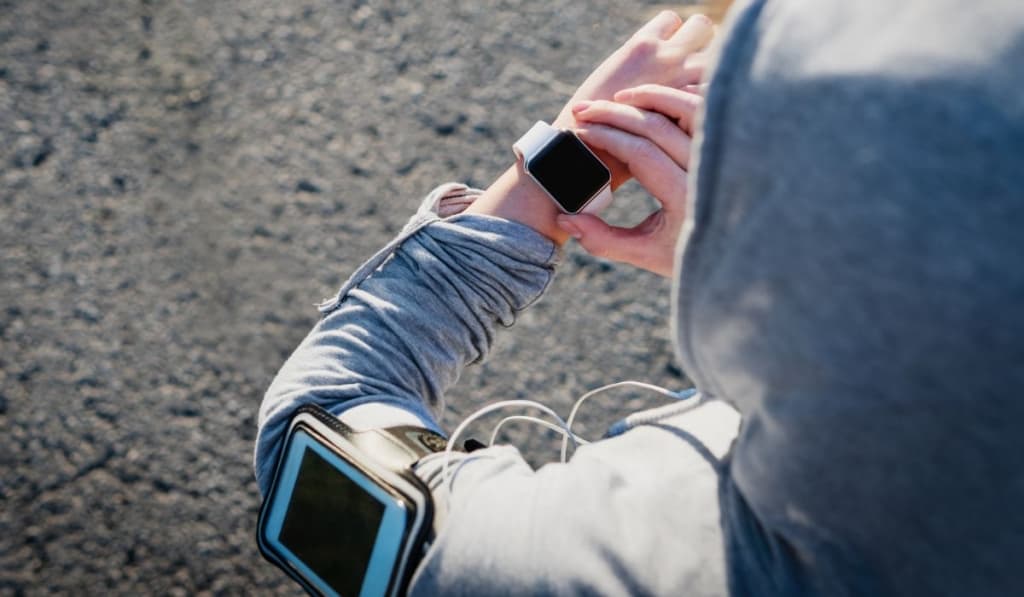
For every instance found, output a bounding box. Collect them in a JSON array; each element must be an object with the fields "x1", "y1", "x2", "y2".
[{"x1": 317, "y1": 182, "x2": 560, "y2": 315}]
